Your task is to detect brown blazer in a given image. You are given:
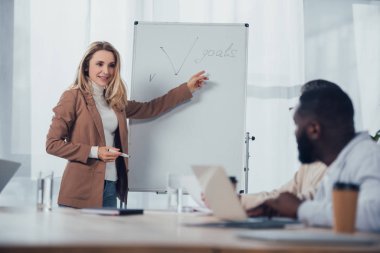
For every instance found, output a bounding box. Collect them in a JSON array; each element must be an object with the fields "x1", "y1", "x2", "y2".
[{"x1": 46, "y1": 83, "x2": 192, "y2": 208}]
